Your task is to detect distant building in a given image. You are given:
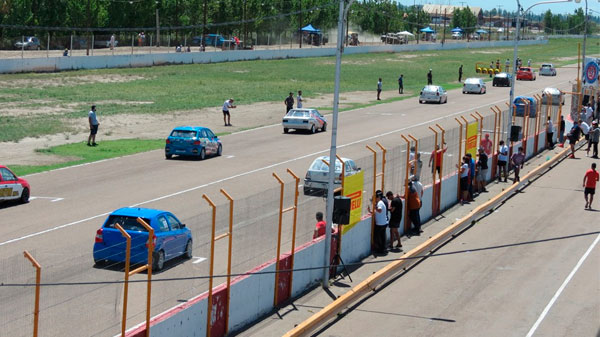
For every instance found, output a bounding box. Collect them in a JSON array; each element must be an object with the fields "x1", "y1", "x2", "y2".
[{"x1": 422, "y1": 4, "x2": 484, "y2": 25}]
